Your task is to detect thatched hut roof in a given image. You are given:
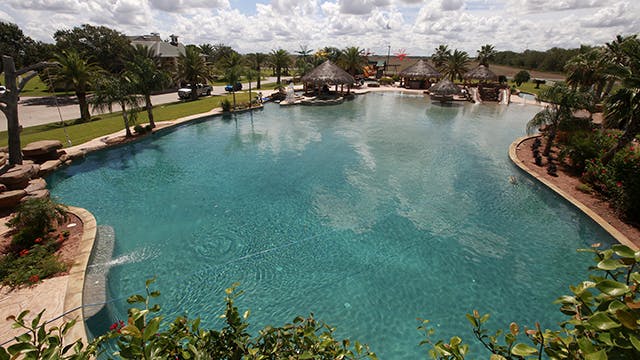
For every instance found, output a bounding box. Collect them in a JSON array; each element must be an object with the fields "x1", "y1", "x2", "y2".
[
  {"x1": 399, "y1": 59, "x2": 441, "y2": 79},
  {"x1": 301, "y1": 60, "x2": 355, "y2": 85},
  {"x1": 463, "y1": 65, "x2": 498, "y2": 82},
  {"x1": 430, "y1": 79, "x2": 461, "y2": 96}
]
